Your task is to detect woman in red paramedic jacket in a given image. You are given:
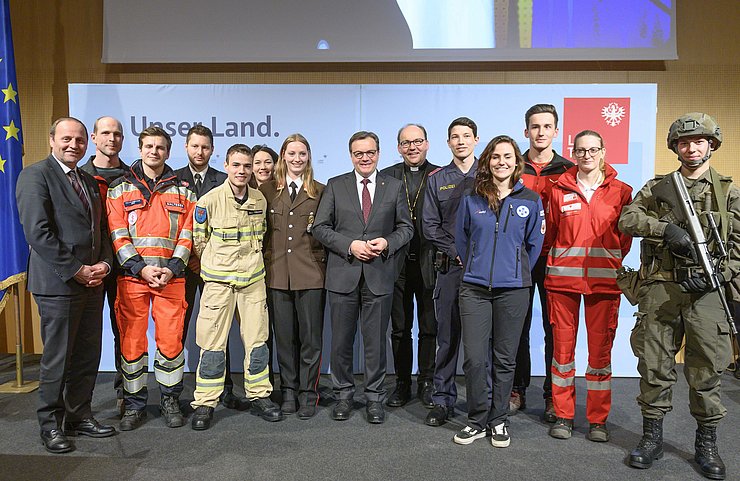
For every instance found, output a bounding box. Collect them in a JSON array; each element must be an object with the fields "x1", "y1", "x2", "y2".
[{"x1": 544, "y1": 130, "x2": 632, "y2": 443}]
